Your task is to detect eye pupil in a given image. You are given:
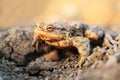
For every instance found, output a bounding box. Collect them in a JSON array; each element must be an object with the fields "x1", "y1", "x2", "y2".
[{"x1": 47, "y1": 25, "x2": 53, "y2": 31}]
